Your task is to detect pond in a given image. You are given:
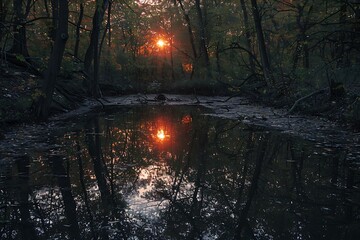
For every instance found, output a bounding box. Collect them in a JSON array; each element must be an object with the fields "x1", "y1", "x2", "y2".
[{"x1": 1, "y1": 105, "x2": 360, "y2": 240}]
